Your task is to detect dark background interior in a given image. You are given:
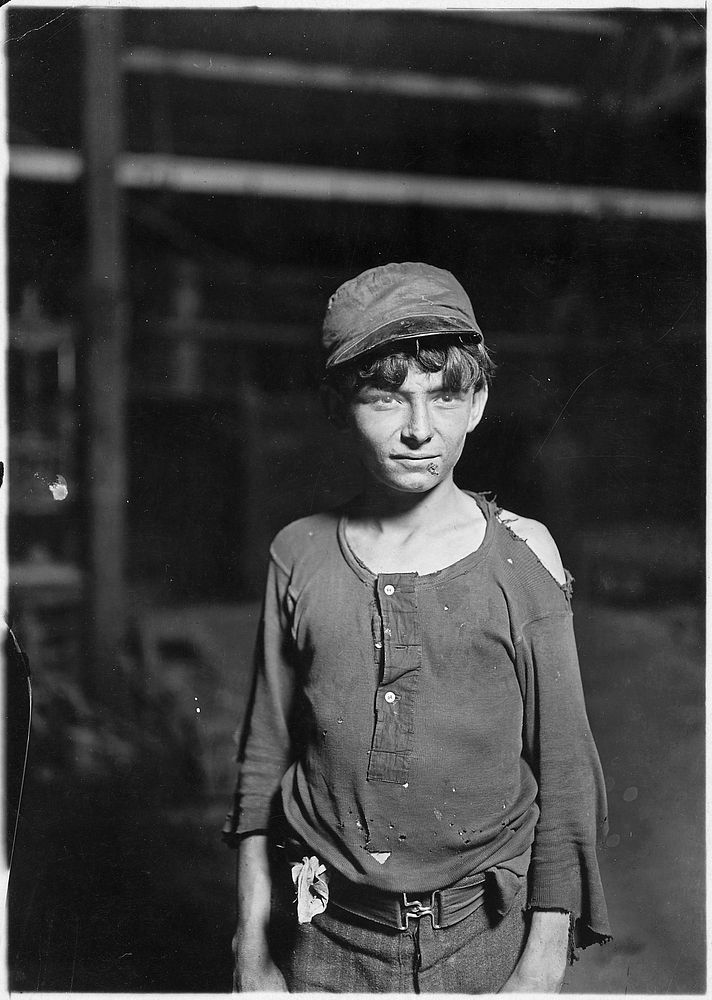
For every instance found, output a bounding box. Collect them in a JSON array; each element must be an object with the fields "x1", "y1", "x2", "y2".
[{"x1": 5, "y1": 6, "x2": 705, "y2": 993}]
